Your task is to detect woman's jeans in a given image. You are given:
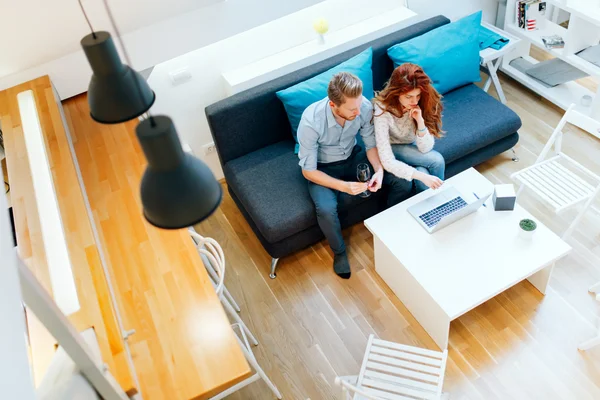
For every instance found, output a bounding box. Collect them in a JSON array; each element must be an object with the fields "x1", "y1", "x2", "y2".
[{"x1": 391, "y1": 143, "x2": 445, "y2": 193}]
